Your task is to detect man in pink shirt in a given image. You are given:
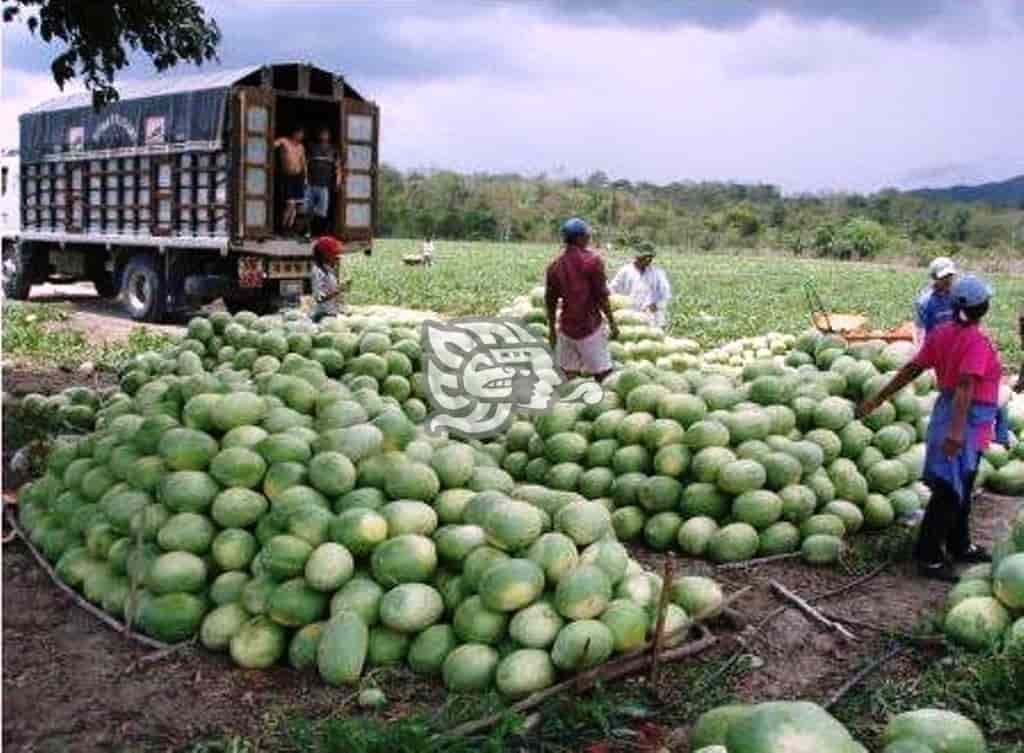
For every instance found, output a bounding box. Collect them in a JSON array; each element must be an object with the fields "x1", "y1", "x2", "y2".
[
  {"x1": 859, "y1": 275, "x2": 1004, "y2": 582},
  {"x1": 545, "y1": 218, "x2": 620, "y2": 381}
]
